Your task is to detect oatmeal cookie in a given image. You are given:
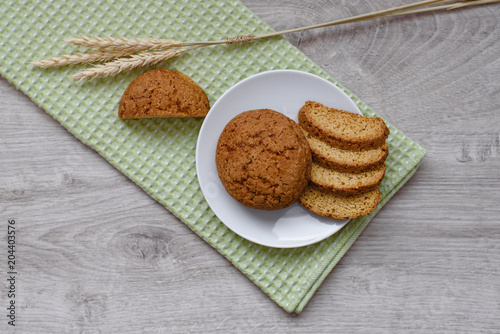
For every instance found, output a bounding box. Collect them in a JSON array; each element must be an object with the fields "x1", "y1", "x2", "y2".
[
  {"x1": 119, "y1": 68, "x2": 210, "y2": 119},
  {"x1": 216, "y1": 109, "x2": 311, "y2": 210}
]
